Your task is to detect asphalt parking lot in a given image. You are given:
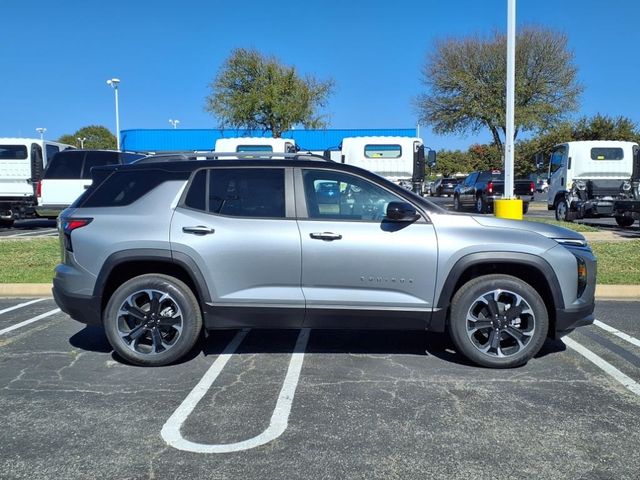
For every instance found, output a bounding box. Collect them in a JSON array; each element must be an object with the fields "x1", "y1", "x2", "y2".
[{"x1": 1, "y1": 298, "x2": 639, "y2": 480}]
